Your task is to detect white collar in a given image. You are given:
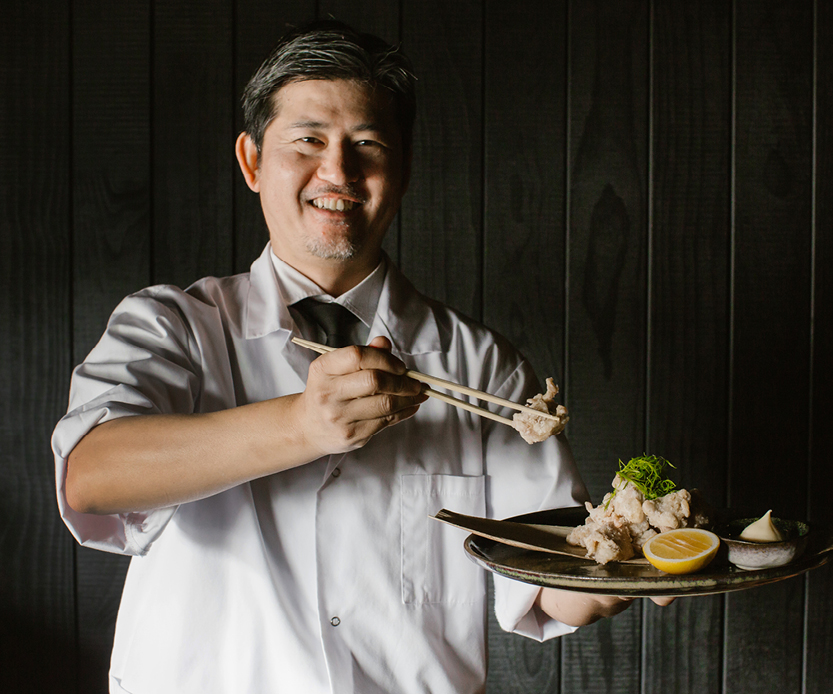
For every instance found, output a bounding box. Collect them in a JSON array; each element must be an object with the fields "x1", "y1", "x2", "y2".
[
  {"x1": 268, "y1": 250, "x2": 386, "y2": 331},
  {"x1": 244, "y1": 242, "x2": 442, "y2": 358}
]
